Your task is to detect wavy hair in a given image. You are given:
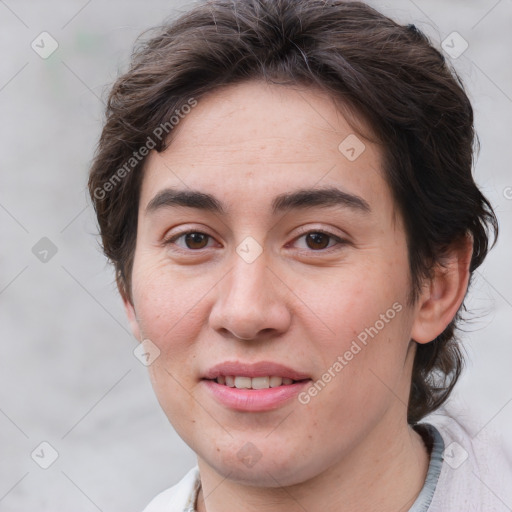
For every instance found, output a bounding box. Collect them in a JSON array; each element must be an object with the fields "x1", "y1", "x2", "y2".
[{"x1": 88, "y1": 0, "x2": 498, "y2": 423}]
